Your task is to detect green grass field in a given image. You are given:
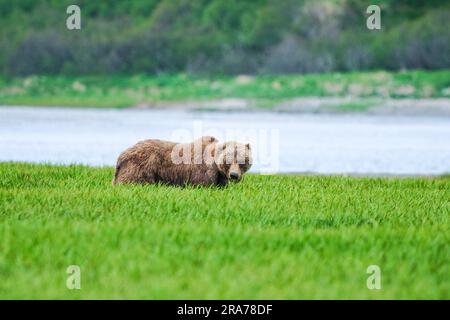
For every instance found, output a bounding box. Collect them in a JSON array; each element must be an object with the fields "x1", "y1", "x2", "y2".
[
  {"x1": 0, "y1": 163, "x2": 448, "y2": 299},
  {"x1": 1, "y1": 70, "x2": 449, "y2": 108}
]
